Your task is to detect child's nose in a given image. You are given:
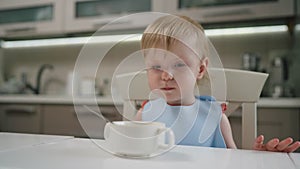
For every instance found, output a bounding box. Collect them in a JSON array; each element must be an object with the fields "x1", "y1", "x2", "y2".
[{"x1": 161, "y1": 71, "x2": 173, "y2": 81}]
